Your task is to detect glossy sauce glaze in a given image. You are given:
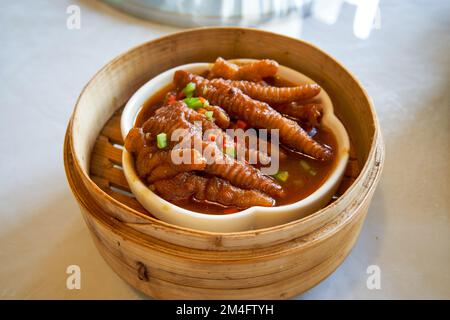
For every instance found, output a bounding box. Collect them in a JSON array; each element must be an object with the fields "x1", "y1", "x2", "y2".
[{"x1": 134, "y1": 77, "x2": 337, "y2": 215}]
